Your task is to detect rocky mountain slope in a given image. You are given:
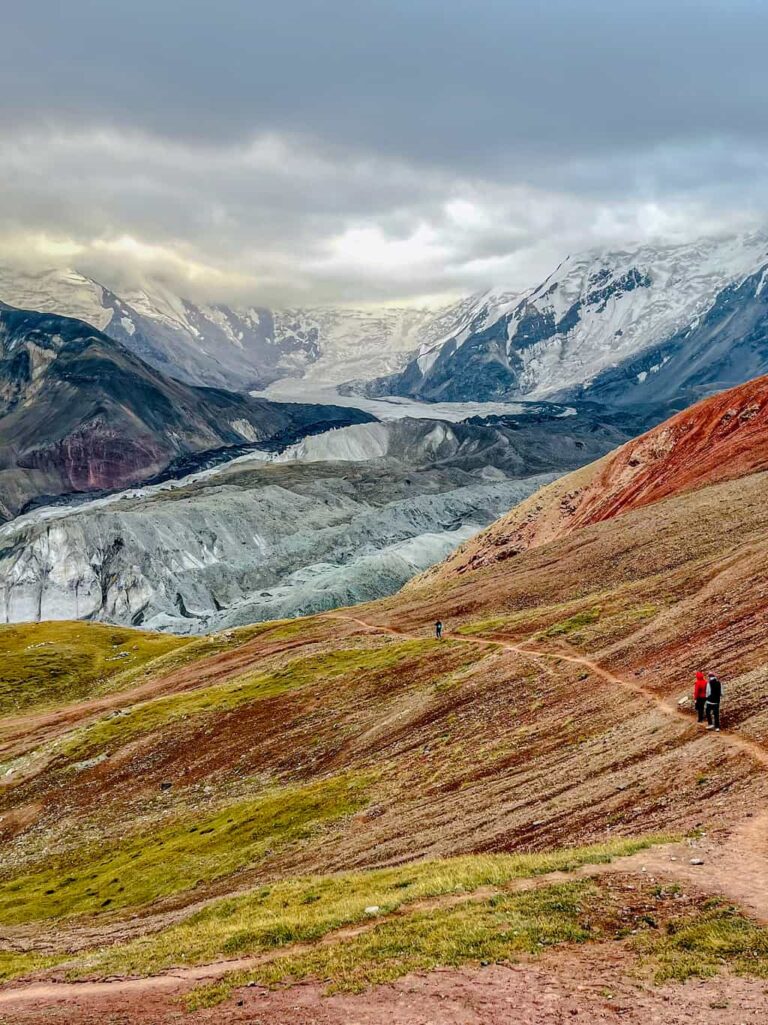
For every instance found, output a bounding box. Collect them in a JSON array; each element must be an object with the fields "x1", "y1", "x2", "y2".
[
  {"x1": 0, "y1": 266, "x2": 513, "y2": 391},
  {"x1": 0, "y1": 305, "x2": 373, "y2": 521},
  {"x1": 2, "y1": 375, "x2": 768, "y2": 1022},
  {"x1": 355, "y1": 232, "x2": 768, "y2": 413},
  {"x1": 0, "y1": 410, "x2": 630, "y2": 631},
  {"x1": 430, "y1": 372, "x2": 768, "y2": 578}
]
